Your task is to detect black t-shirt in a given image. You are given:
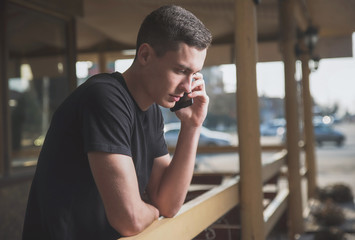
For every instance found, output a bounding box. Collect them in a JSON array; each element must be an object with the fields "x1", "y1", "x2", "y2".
[{"x1": 22, "y1": 72, "x2": 168, "y2": 240}]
